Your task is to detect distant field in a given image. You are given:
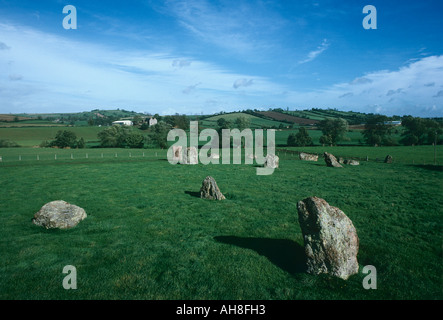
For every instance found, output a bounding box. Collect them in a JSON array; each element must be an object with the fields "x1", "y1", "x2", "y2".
[
  {"x1": 0, "y1": 126, "x2": 105, "y2": 147},
  {"x1": 202, "y1": 112, "x2": 291, "y2": 129},
  {"x1": 257, "y1": 111, "x2": 319, "y2": 125},
  {"x1": 0, "y1": 114, "x2": 32, "y2": 121}
]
